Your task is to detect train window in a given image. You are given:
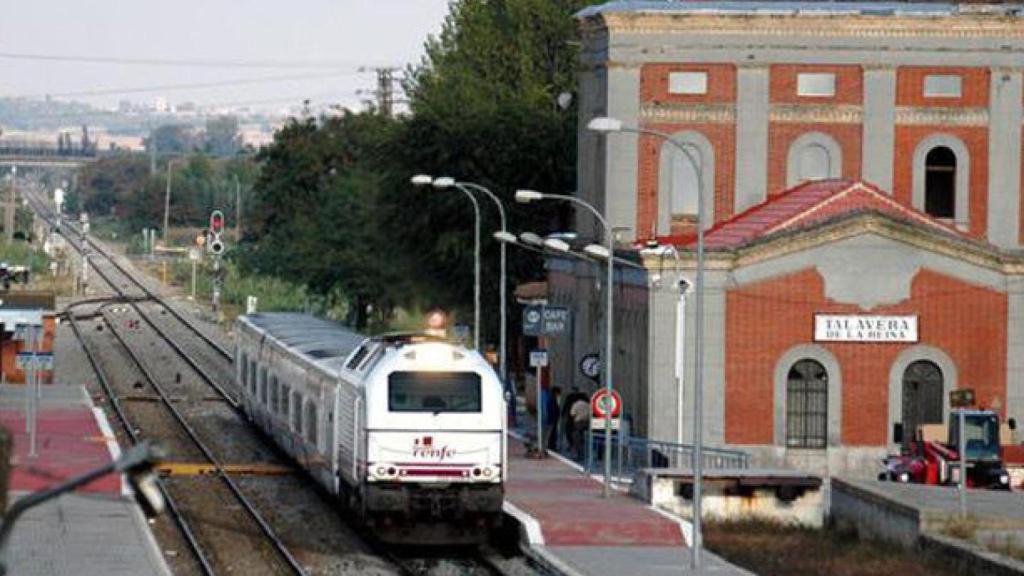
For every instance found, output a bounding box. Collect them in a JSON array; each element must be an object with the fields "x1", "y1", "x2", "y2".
[
  {"x1": 305, "y1": 401, "x2": 319, "y2": 447},
  {"x1": 281, "y1": 384, "x2": 291, "y2": 417},
  {"x1": 240, "y1": 352, "x2": 248, "y2": 388},
  {"x1": 388, "y1": 371, "x2": 482, "y2": 413},
  {"x1": 249, "y1": 361, "x2": 257, "y2": 396},
  {"x1": 259, "y1": 367, "x2": 268, "y2": 405},
  {"x1": 270, "y1": 375, "x2": 279, "y2": 413},
  {"x1": 291, "y1": 392, "x2": 302, "y2": 431}
]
